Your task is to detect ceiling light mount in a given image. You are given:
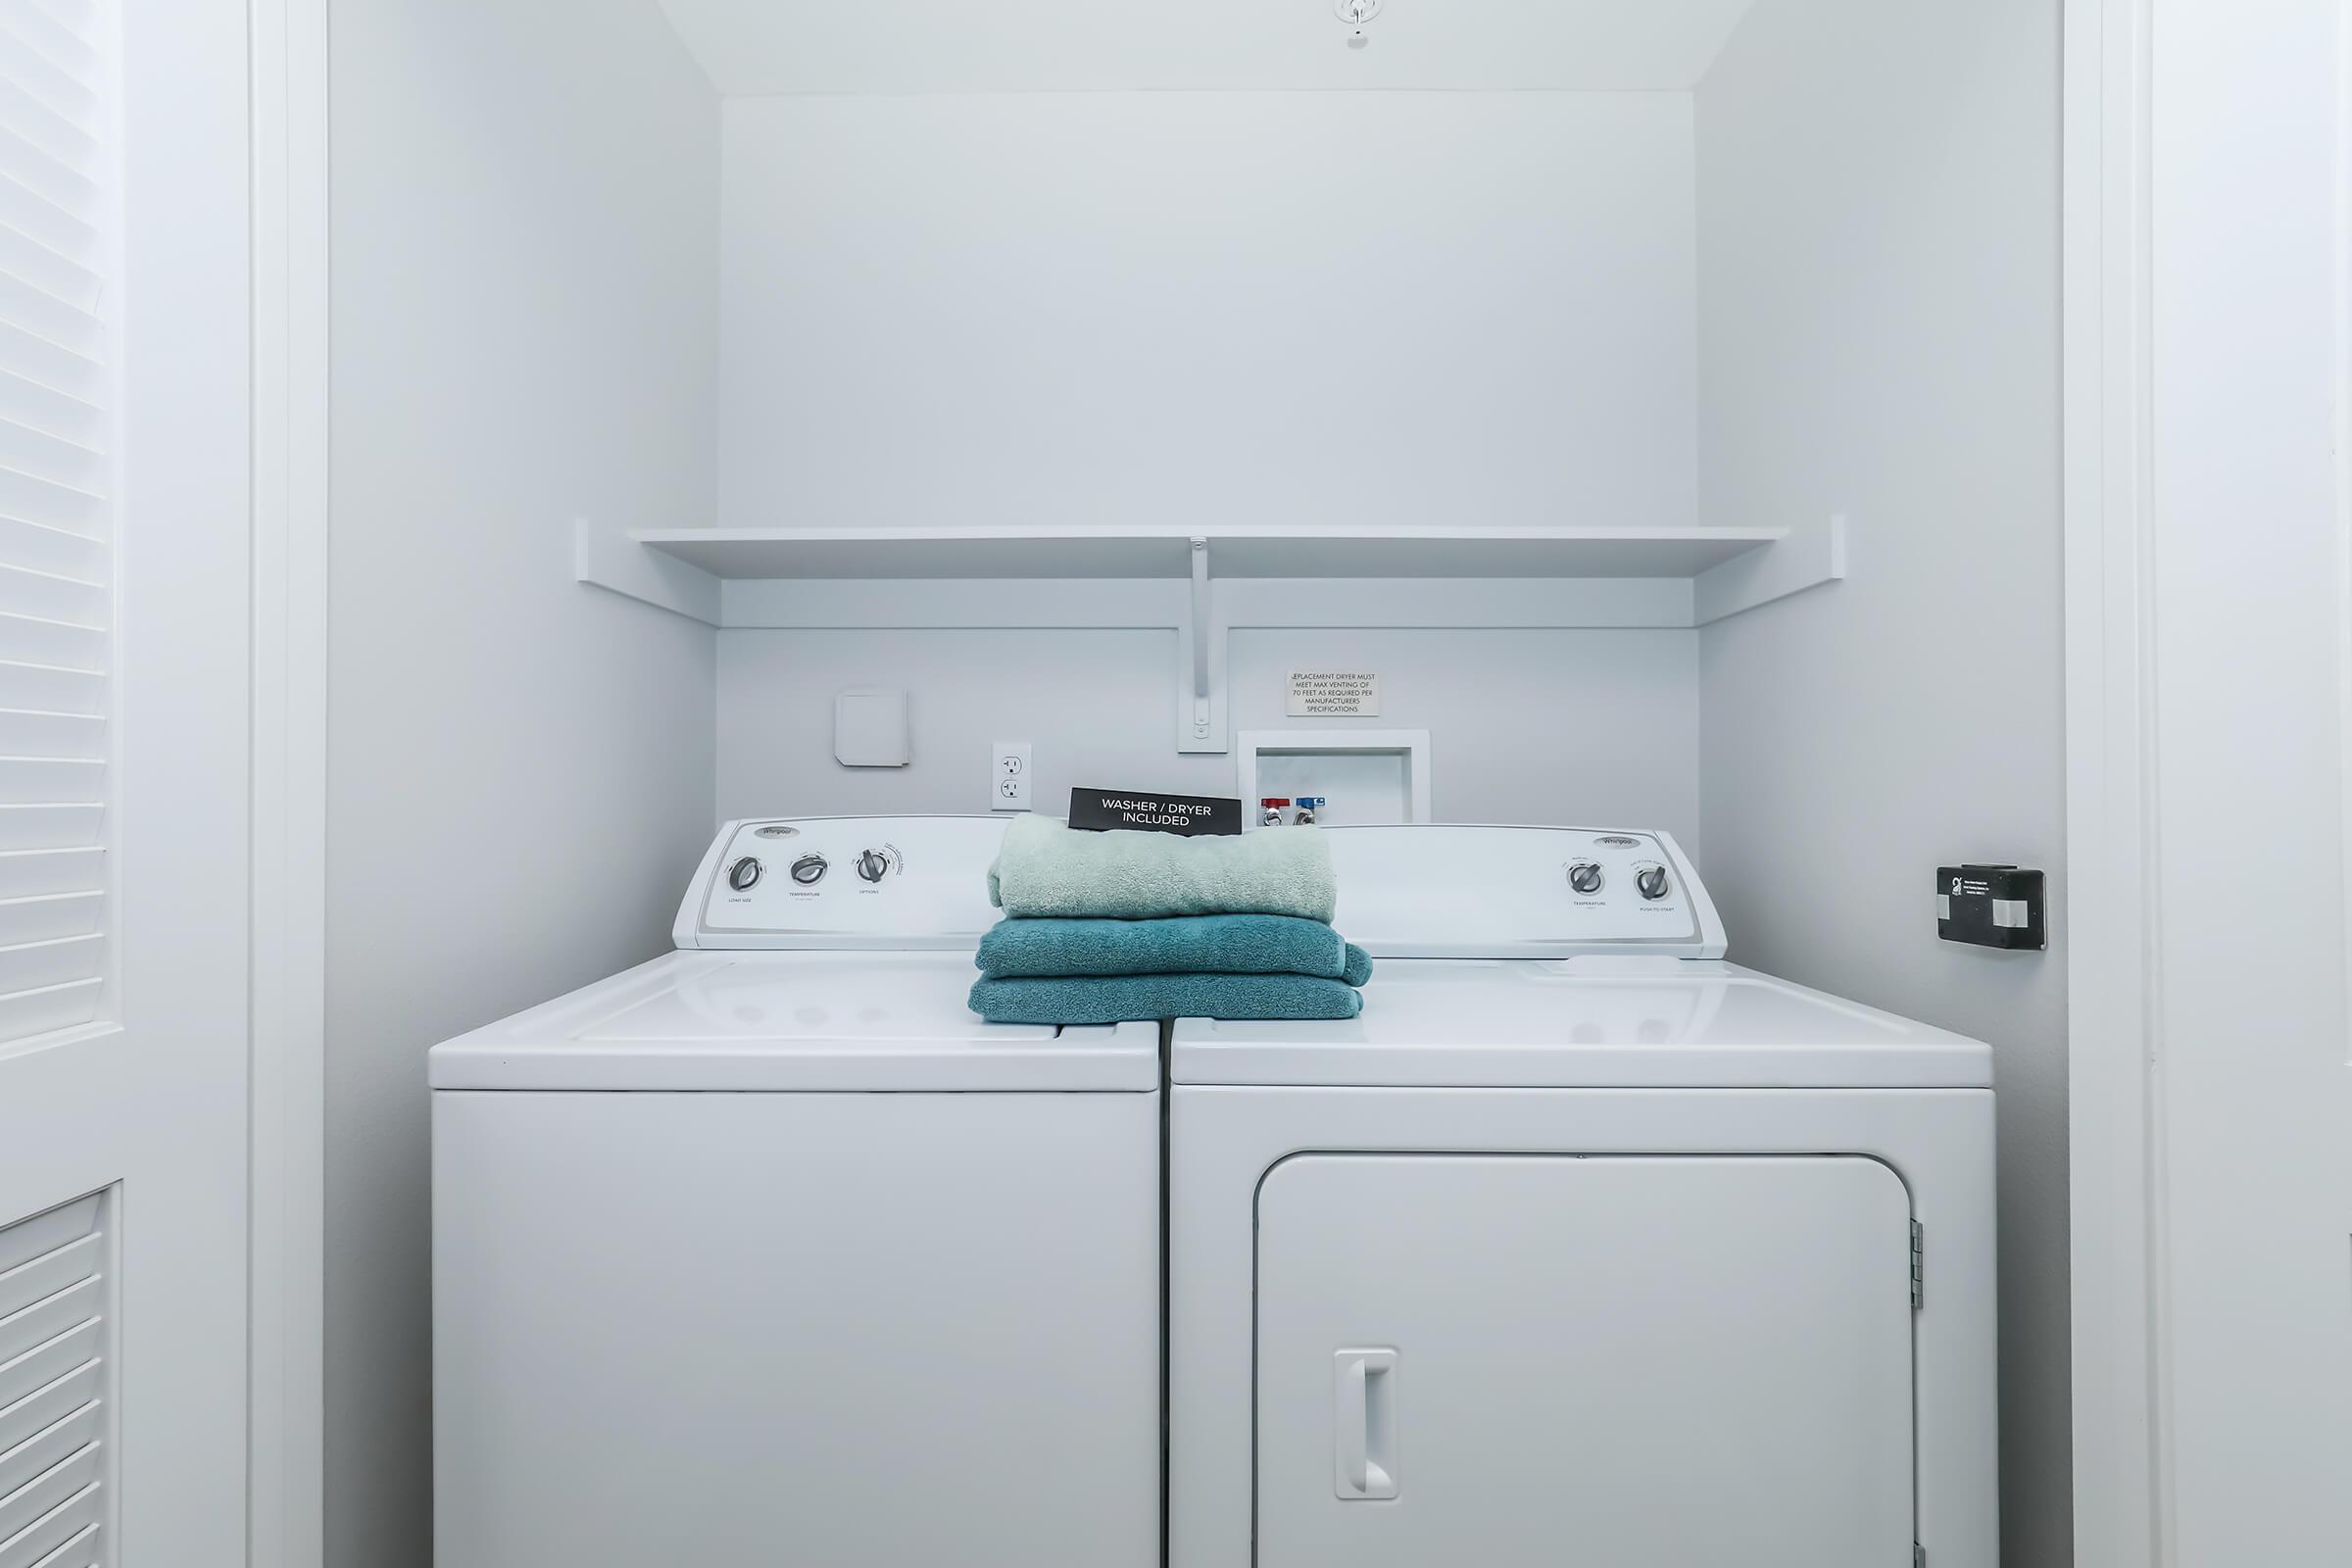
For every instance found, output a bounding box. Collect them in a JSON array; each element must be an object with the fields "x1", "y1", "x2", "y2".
[{"x1": 1336, "y1": 0, "x2": 1381, "y2": 48}]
